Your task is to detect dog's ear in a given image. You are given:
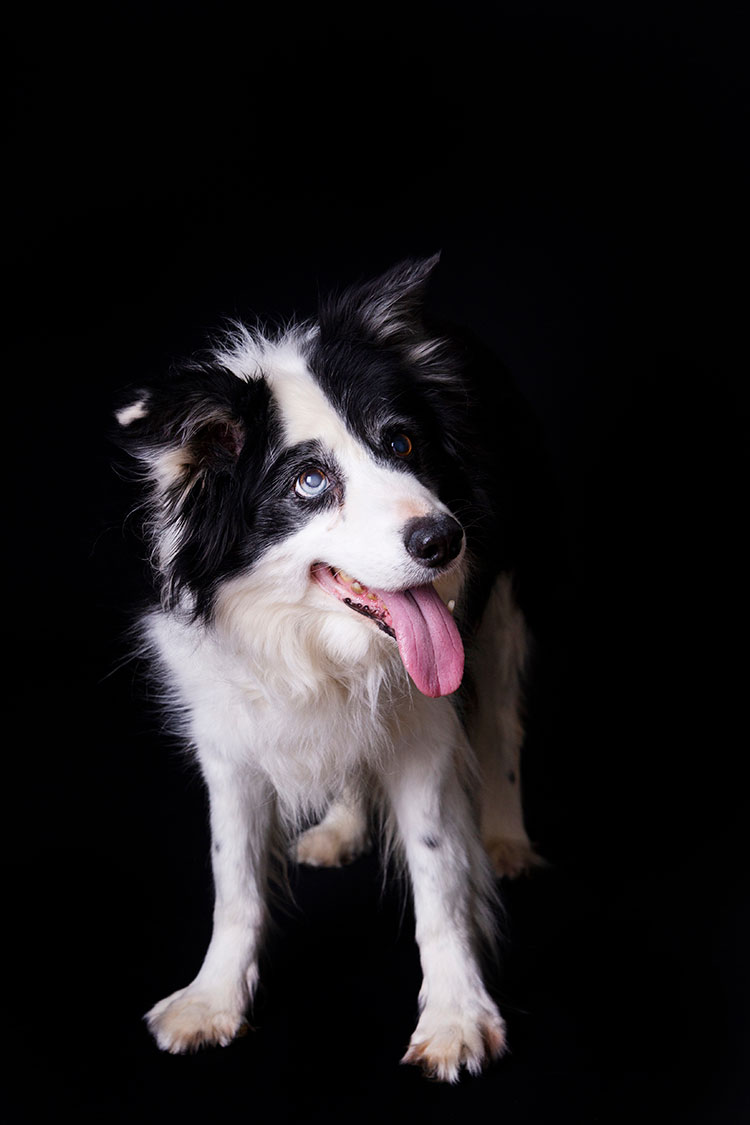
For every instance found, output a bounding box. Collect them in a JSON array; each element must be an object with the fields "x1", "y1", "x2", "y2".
[
  {"x1": 319, "y1": 253, "x2": 441, "y2": 347},
  {"x1": 114, "y1": 371, "x2": 273, "y2": 612},
  {"x1": 114, "y1": 370, "x2": 264, "y2": 494}
]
